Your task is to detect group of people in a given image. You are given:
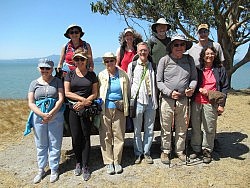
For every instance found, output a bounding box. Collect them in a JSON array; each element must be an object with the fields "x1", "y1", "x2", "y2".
[{"x1": 26, "y1": 19, "x2": 229, "y2": 184}]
